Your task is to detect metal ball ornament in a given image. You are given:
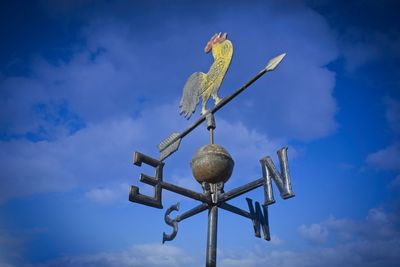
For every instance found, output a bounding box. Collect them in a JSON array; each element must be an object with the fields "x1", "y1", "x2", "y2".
[{"x1": 190, "y1": 144, "x2": 234, "y2": 184}]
